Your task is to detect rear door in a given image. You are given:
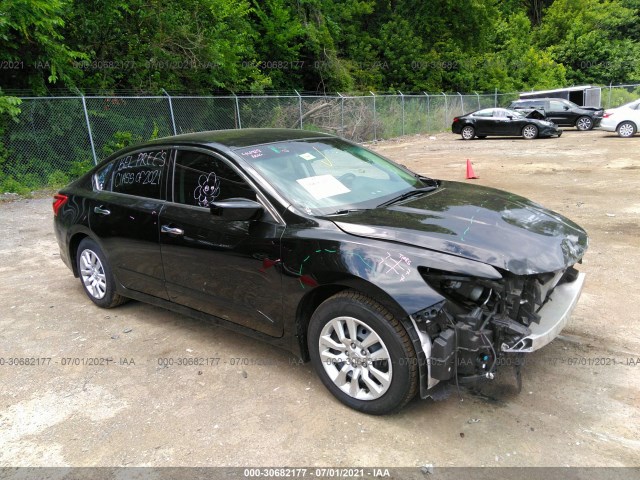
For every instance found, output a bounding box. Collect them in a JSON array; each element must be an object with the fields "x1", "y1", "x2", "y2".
[
  {"x1": 159, "y1": 147, "x2": 284, "y2": 337},
  {"x1": 469, "y1": 109, "x2": 495, "y2": 135},
  {"x1": 89, "y1": 148, "x2": 171, "y2": 299}
]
